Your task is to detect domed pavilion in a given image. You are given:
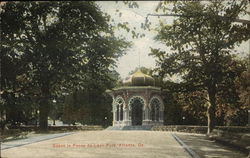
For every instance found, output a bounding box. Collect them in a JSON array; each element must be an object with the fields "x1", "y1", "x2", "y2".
[{"x1": 106, "y1": 69, "x2": 164, "y2": 127}]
